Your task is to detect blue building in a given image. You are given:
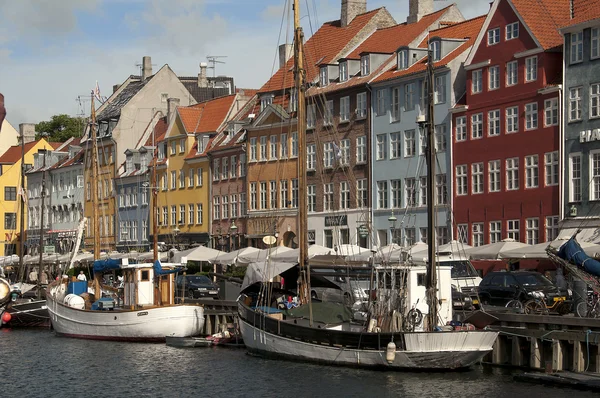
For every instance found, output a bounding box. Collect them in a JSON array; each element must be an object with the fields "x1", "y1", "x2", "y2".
[{"x1": 369, "y1": 17, "x2": 484, "y2": 247}]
